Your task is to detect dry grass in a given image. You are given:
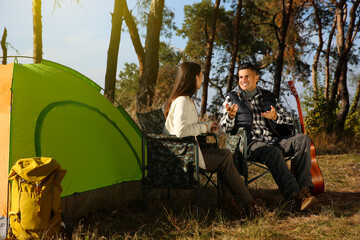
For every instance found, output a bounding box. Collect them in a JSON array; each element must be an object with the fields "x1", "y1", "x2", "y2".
[
  {"x1": 61, "y1": 153, "x2": 360, "y2": 240},
  {"x1": 310, "y1": 133, "x2": 360, "y2": 155}
]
